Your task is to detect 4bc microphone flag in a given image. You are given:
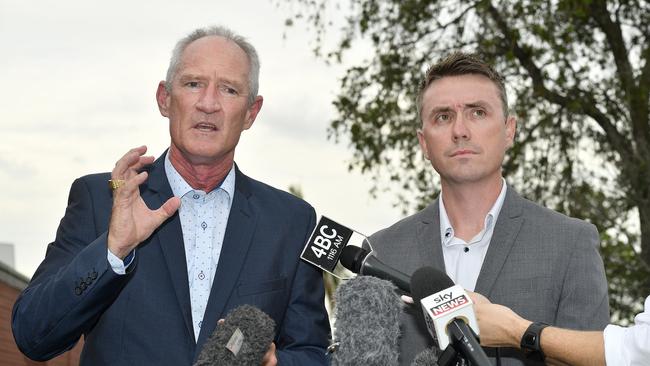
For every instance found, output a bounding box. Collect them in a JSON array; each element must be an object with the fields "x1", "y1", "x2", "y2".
[{"x1": 300, "y1": 216, "x2": 355, "y2": 274}]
